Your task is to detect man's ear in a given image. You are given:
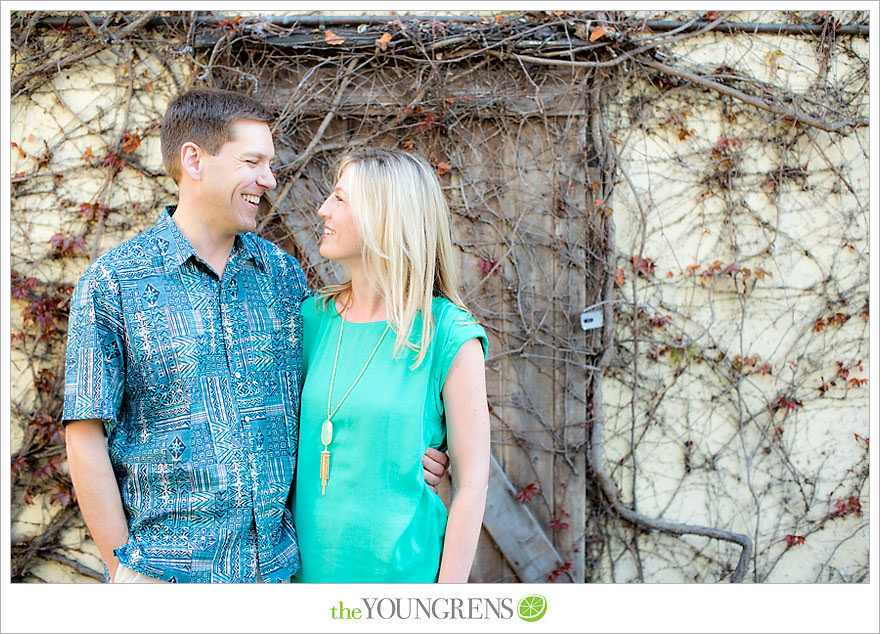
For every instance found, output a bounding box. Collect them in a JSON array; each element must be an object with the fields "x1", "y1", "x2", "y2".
[{"x1": 180, "y1": 141, "x2": 203, "y2": 181}]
